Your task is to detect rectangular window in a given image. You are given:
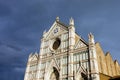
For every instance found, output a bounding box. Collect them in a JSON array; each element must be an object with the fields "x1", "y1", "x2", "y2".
[
  {"x1": 66, "y1": 41, "x2": 68, "y2": 48},
  {"x1": 86, "y1": 52, "x2": 88, "y2": 59},
  {"x1": 77, "y1": 54, "x2": 79, "y2": 61},
  {"x1": 77, "y1": 64, "x2": 79, "y2": 70},
  {"x1": 73, "y1": 55, "x2": 76, "y2": 62},
  {"x1": 62, "y1": 66, "x2": 67, "y2": 75},
  {"x1": 80, "y1": 54, "x2": 82, "y2": 61},
  {"x1": 83, "y1": 62, "x2": 86, "y2": 69},
  {"x1": 63, "y1": 57, "x2": 67, "y2": 65},
  {"x1": 83, "y1": 53, "x2": 85, "y2": 60},
  {"x1": 74, "y1": 64, "x2": 76, "y2": 72},
  {"x1": 86, "y1": 62, "x2": 88, "y2": 69}
]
